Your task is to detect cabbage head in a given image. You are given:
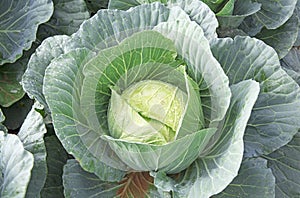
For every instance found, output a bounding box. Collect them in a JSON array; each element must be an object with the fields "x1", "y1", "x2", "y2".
[{"x1": 22, "y1": 1, "x2": 300, "y2": 197}]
